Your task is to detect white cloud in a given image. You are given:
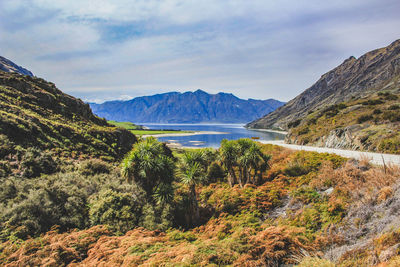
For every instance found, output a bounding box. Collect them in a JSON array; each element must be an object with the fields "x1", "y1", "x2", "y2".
[{"x1": 0, "y1": 0, "x2": 399, "y2": 102}]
